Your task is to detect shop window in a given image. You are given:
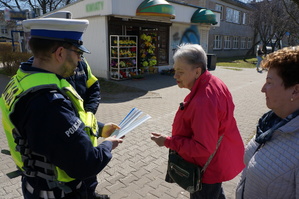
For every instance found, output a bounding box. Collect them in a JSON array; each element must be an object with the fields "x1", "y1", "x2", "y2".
[
  {"x1": 140, "y1": 26, "x2": 169, "y2": 71},
  {"x1": 140, "y1": 29, "x2": 158, "y2": 72},
  {"x1": 157, "y1": 27, "x2": 168, "y2": 65},
  {"x1": 108, "y1": 17, "x2": 170, "y2": 72}
]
